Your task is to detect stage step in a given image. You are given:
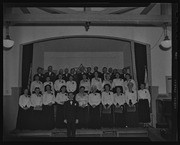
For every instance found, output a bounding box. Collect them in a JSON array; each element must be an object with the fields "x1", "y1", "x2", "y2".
[{"x1": 11, "y1": 128, "x2": 148, "y2": 138}]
